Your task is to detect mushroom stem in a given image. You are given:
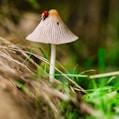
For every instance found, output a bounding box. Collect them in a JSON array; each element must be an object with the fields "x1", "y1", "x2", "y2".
[{"x1": 49, "y1": 44, "x2": 56, "y2": 82}]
